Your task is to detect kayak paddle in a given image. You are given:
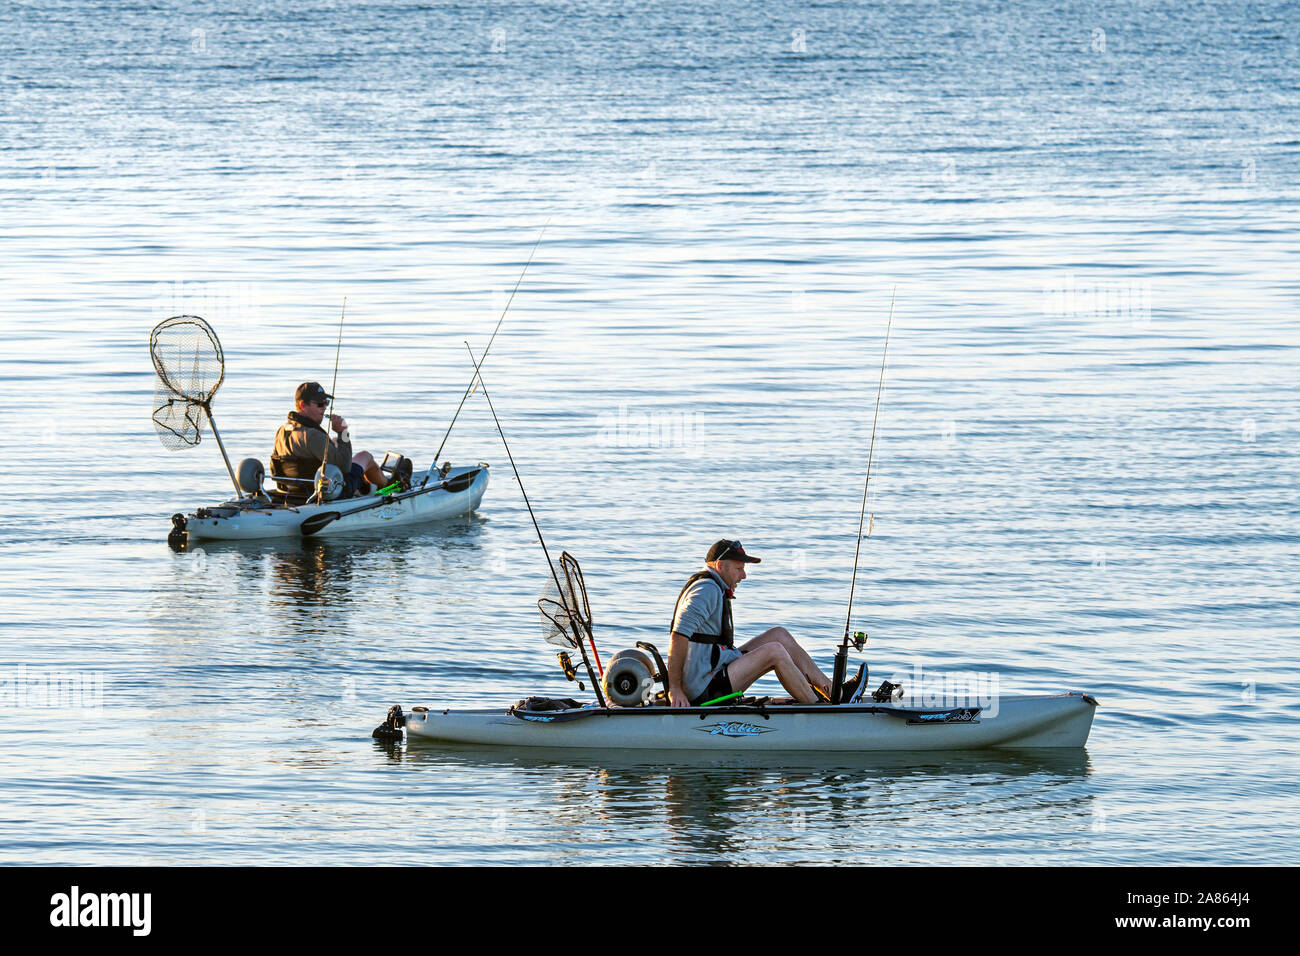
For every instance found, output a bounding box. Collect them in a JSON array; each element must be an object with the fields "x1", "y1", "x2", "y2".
[{"x1": 299, "y1": 469, "x2": 481, "y2": 536}]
